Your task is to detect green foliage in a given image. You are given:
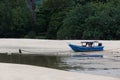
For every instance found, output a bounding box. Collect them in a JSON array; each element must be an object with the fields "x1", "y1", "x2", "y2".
[
  {"x1": 57, "y1": 0, "x2": 120, "y2": 40},
  {"x1": 42, "y1": 0, "x2": 75, "y2": 12},
  {"x1": 74, "y1": 0, "x2": 109, "y2": 5},
  {"x1": 24, "y1": 31, "x2": 36, "y2": 38},
  {"x1": 0, "y1": 0, "x2": 32, "y2": 38},
  {"x1": 0, "y1": 0, "x2": 120, "y2": 39},
  {"x1": 36, "y1": 0, "x2": 75, "y2": 39},
  {"x1": 57, "y1": 4, "x2": 96, "y2": 39}
]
